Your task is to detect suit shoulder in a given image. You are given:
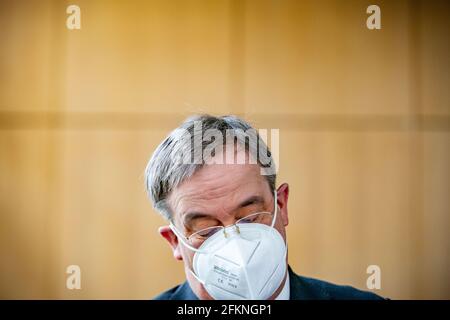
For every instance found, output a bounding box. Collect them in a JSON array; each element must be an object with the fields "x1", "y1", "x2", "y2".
[
  {"x1": 152, "y1": 284, "x2": 181, "y2": 300},
  {"x1": 152, "y1": 281, "x2": 198, "y2": 300},
  {"x1": 298, "y1": 275, "x2": 384, "y2": 300}
]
